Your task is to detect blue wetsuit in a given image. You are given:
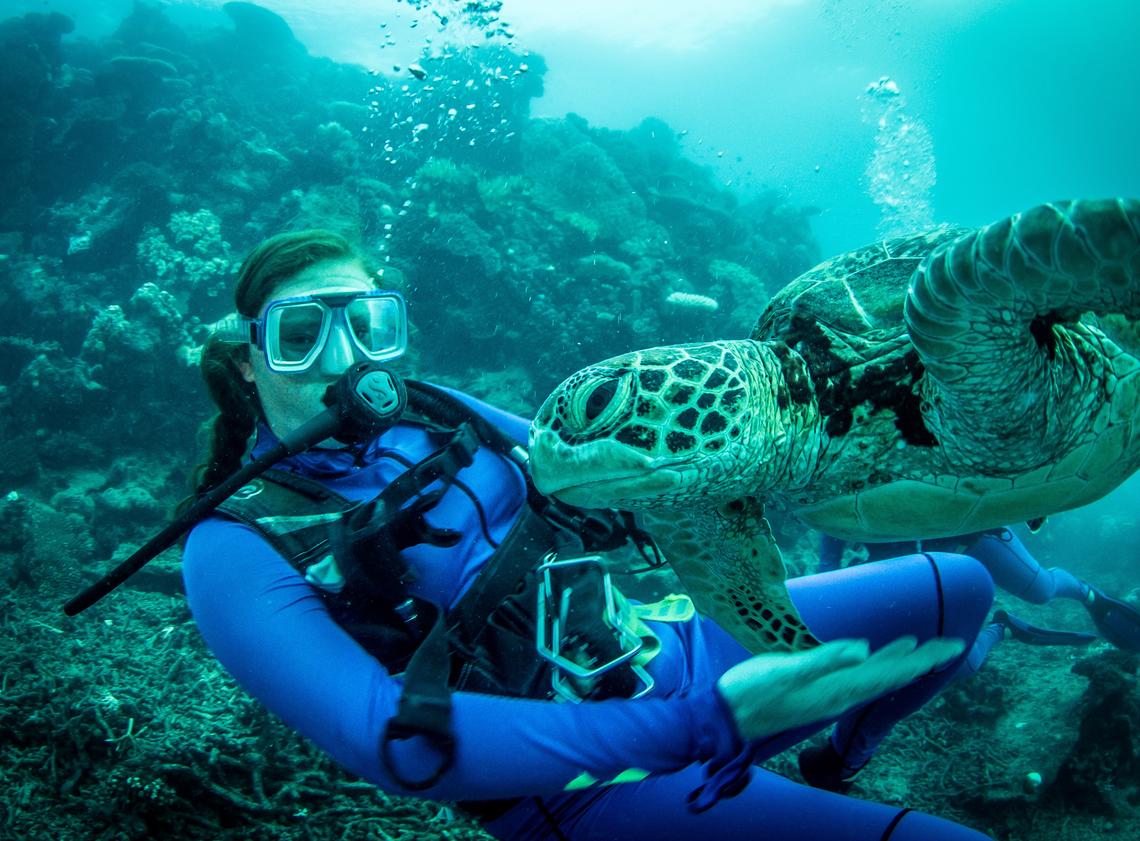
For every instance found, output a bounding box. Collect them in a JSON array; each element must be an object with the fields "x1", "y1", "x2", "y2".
[
  {"x1": 818, "y1": 530, "x2": 1087, "y2": 604},
  {"x1": 819, "y1": 530, "x2": 1096, "y2": 679},
  {"x1": 183, "y1": 390, "x2": 995, "y2": 841}
]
